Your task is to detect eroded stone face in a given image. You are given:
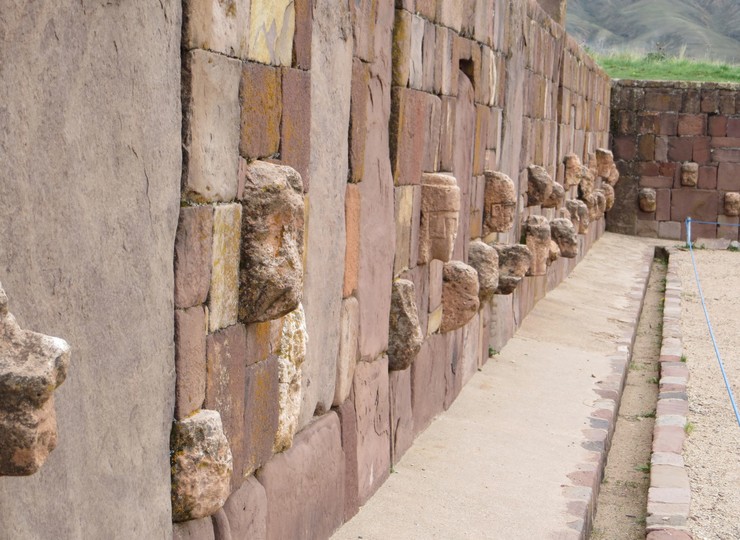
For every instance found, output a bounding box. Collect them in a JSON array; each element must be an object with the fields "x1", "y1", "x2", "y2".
[
  {"x1": 595, "y1": 148, "x2": 615, "y2": 178},
  {"x1": 171, "y1": 410, "x2": 233, "y2": 522},
  {"x1": 524, "y1": 215, "x2": 551, "y2": 276},
  {"x1": 543, "y1": 181, "x2": 565, "y2": 209},
  {"x1": 578, "y1": 166, "x2": 596, "y2": 198},
  {"x1": 563, "y1": 153, "x2": 583, "y2": 188},
  {"x1": 595, "y1": 190, "x2": 607, "y2": 216},
  {"x1": 387, "y1": 280, "x2": 424, "y2": 371},
  {"x1": 566, "y1": 199, "x2": 590, "y2": 234},
  {"x1": 527, "y1": 165, "x2": 553, "y2": 207},
  {"x1": 468, "y1": 240, "x2": 499, "y2": 302},
  {"x1": 681, "y1": 162, "x2": 699, "y2": 187},
  {"x1": 492, "y1": 244, "x2": 532, "y2": 294},
  {"x1": 274, "y1": 303, "x2": 308, "y2": 453},
  {"x1": 548, "y1": 240, "x2": 560, "y2": 264},
  {"x1": 639, "y1": 188, "x2": 657, "y2": 213},
  {"x1": 550, "y1": 218, "x2": 578, "y2": 258},
  {"x1": 0, "y1": 283, "x2": 70, "y2": 476},
  {"x1": 601, "y1": 183, "x2": 616, "y2": 211},
  {"x1": 239, "y1": 161, "x2": 305, "y2": 323},
  {"x1": 418, "y1": 173, "x2": 461, "y2": 264},
  {"x1": 440, "y1": 261, "x2": 480, "y2": 333},
  {"x1": 482, "y1": 170, "x2": 516, "y2": 234},
  {"x1": 724, "y1": 192, "x2": 740, "y2": 216},
  {"x1": 607, "y1": 165, "x2": 620, "y2": 186},
  {"x1": 582, "y1": 193, "x2": 600, "y2": 222}
]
